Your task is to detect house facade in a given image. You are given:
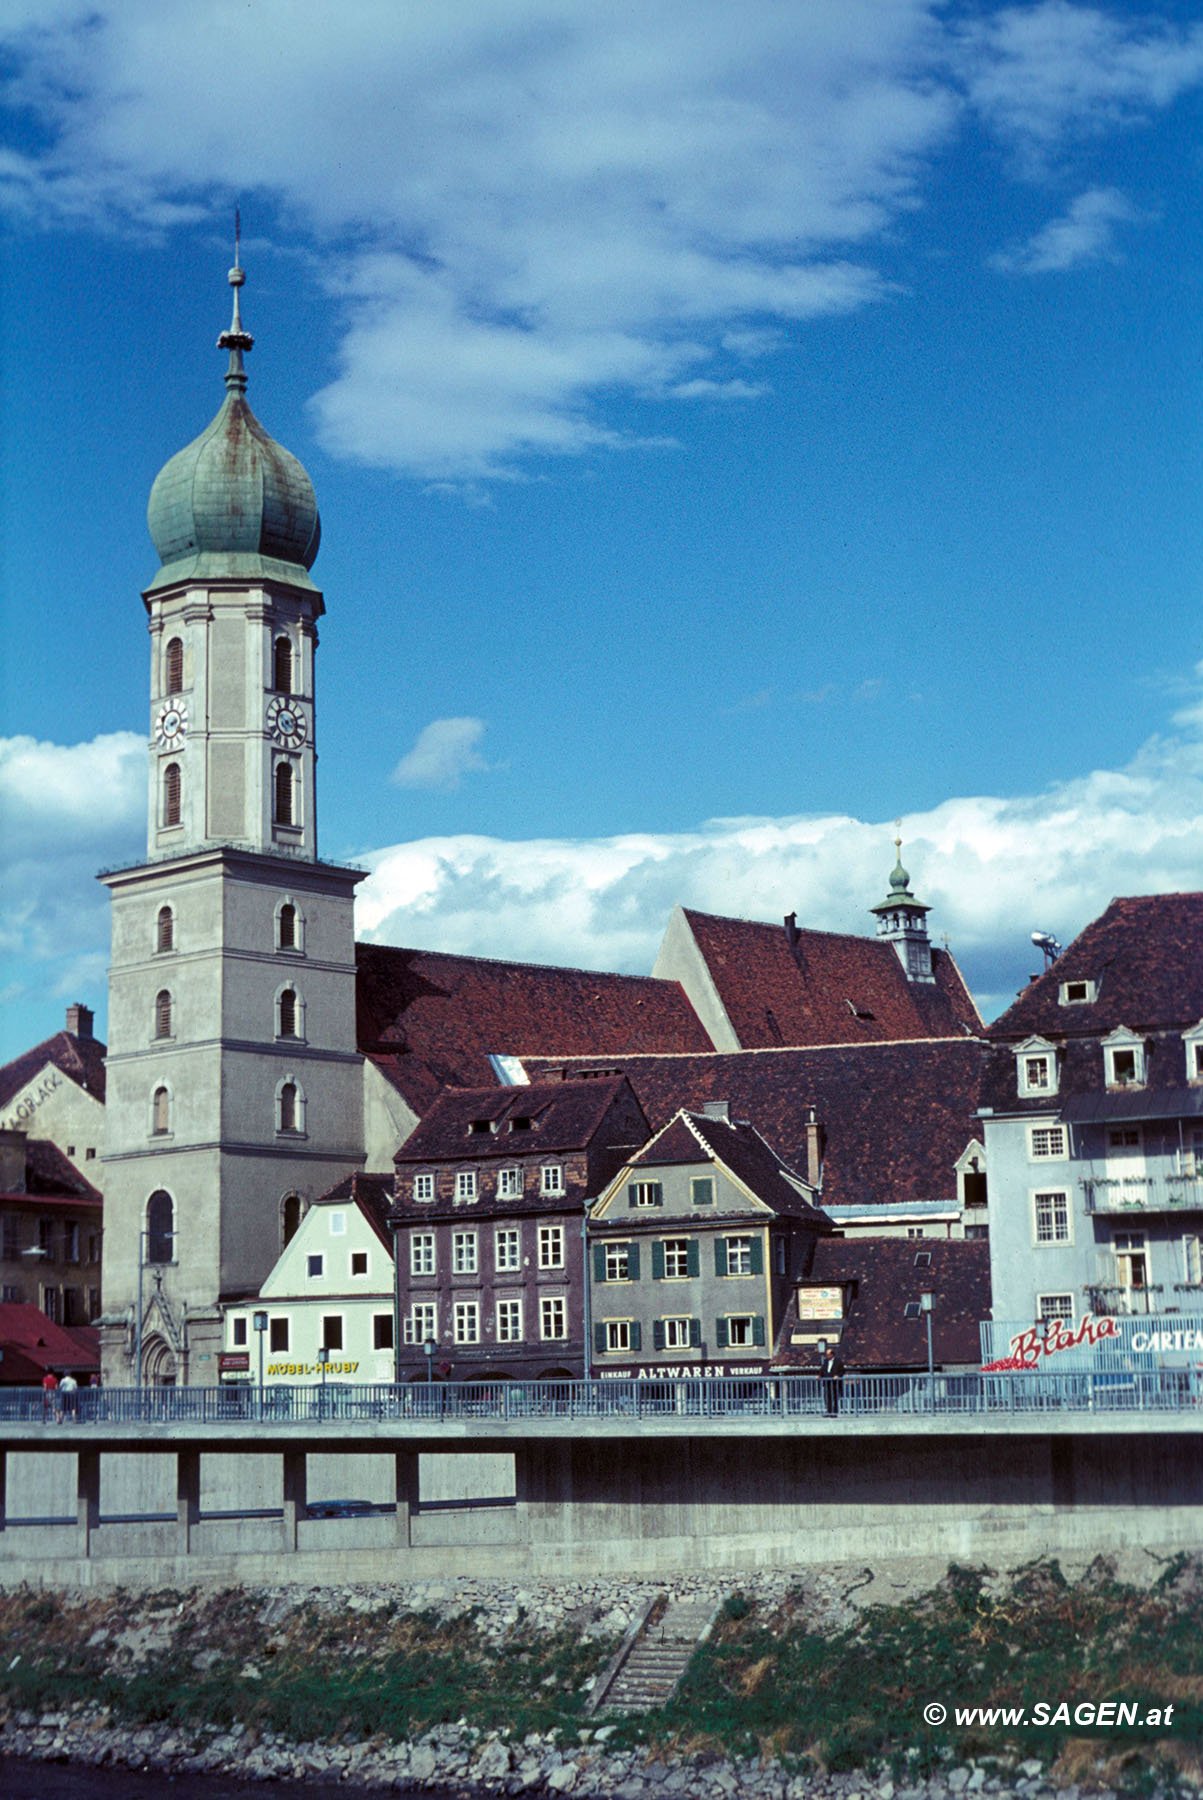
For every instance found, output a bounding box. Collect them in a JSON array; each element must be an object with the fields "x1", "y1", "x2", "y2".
[
  {"x1": 982, "y1": 895, "x2": 1203, "y2": 1360},
  {"x1": 588, "y1": 1103, "x2": 831, "y2": 1378},
  {"x1": 0, "y1": 1129, "x2": 102, "y2": 1326},
  {"x1": 390, "y1": 1077, "x2": 650, "y2": 1381}
]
